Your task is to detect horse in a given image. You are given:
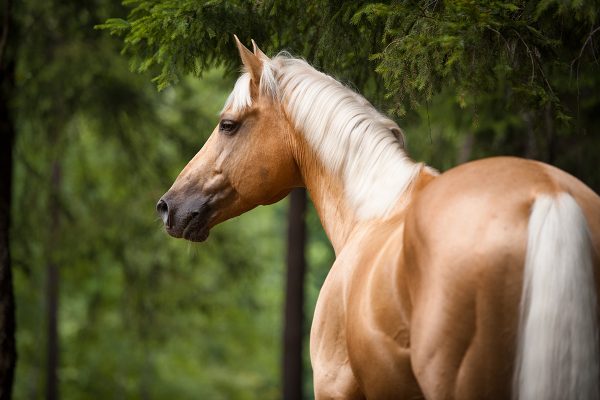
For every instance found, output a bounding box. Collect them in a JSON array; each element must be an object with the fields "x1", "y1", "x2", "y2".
[{"x1": 156, "y1": 37, "x2": 600, "y2": 399}]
